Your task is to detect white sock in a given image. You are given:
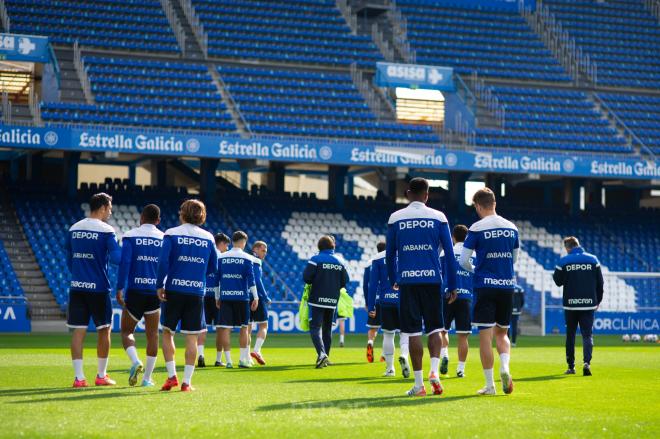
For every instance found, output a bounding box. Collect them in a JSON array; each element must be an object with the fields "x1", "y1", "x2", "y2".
[
  {"x1": 97, "y1": 357, "x2": 108, "y2": 378},
  {"x1": 144, "y1": 356, "x2": 157, "y2": 382},
  {"x1": 430, "y1": 357, "x2": 440, "y2": 376},
  {"x1": 399, "y1": 333, "x2": 409, "y2": 358},
  {"x1": 254, "y1": 337, "x2": 265, "y2": 353},
  {"x1": 457, "y1": 361, "x2": 466, "y2": 373},
  {"x1": 414, "y1": 370, "x2": 424, "y2": 388},
  {"x1": 440, "y1": 347, "x2": 449, "y2": 359},
  {"x1": 383, "y1": 332, "x2": 395, "y2": 370},
  {"x1": 183, "y1": 364, "x2": 194, "y2": 385},
  {"x1": 125, "y1": 346, "x2": 140, "y2": 365},
  {"x1": 73, "y1": 359, "x2": 85, "y2": 380},
  {"x1": 500, "y1": 353, "x2": 510, "y2": 374},
  {"x1": 339, "y1": 334, "x2": 345, "y2": 343},
  {"x1": 197, "y1": 345, "x2": 205, "y2": 358},
  {"x1": 484, "y1": 368, "x2": 495, "y2": 388},
  {"x1": 216, "y1": 351, "x2": 223, "y2": 363},
  {"x1": 240, "y1": 347, "x2": 249, "y2": 363},
  {"x1": 224, "y1": 350, "x2": 232, "y2": 364},
  {"x1": 166, "y1": 360, "x2": 176, "y2": 378},
  {"x1": 368, "y1": 339, "x2": 373, "y2": 346}
]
